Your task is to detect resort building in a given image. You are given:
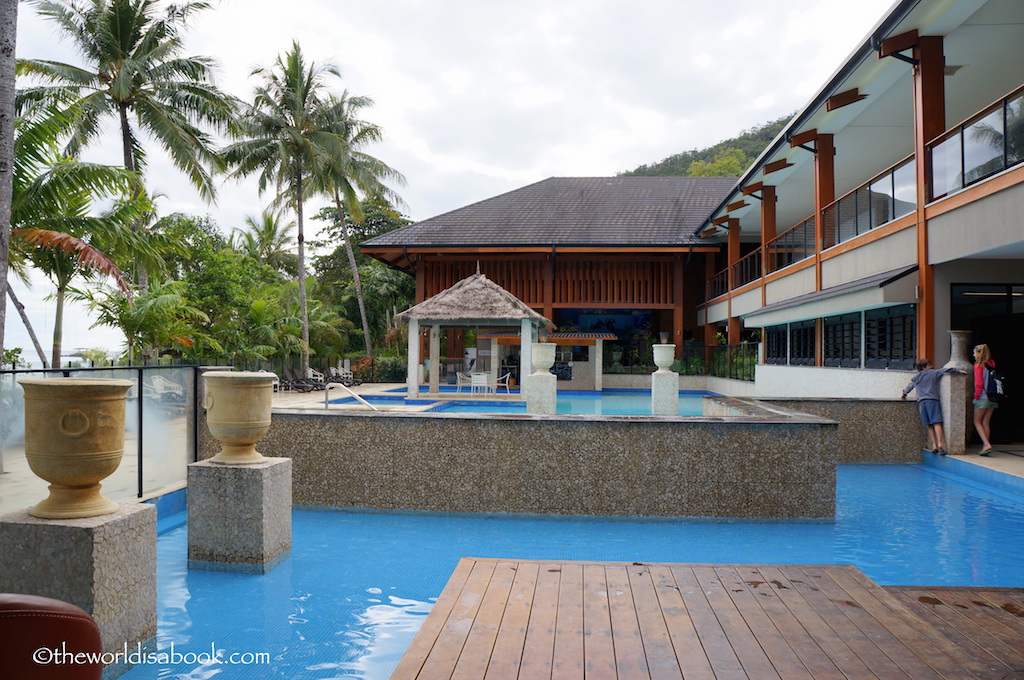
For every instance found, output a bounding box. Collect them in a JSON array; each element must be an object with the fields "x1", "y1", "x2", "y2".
[
  {"x1": 364, "y1": 0, "x2": 1023, "y2": 442},
  {"x1": 696, "y1": 0, "x2": 1023, "y2": 440}
]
